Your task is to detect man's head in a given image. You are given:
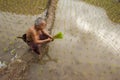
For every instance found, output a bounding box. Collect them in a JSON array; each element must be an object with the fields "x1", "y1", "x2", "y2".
[{"x1": 34, "y1": 17, "x2": 46, "y2": 30}]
